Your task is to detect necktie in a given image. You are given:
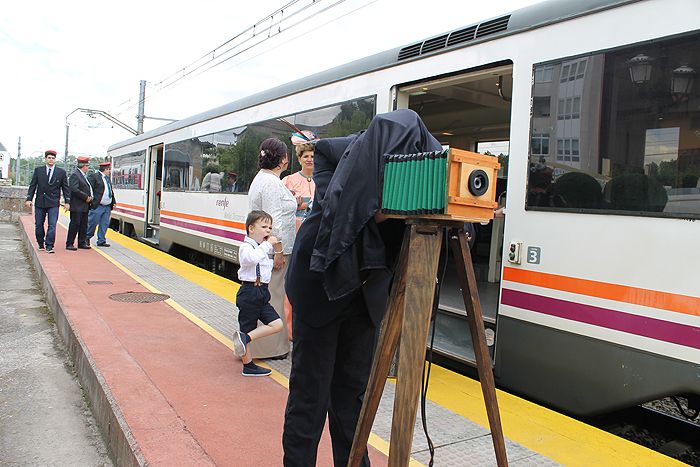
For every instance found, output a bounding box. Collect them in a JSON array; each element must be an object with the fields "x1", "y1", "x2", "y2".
[
  {"x1": 105, "y1": 175, "x2": 112, "y2": 198},
  {"x1": 47, "y1": 167, "x2": 53, "y2": 182},
  {"x1": 255, "y1": 263, "x2": 261, "y2": 286}
]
